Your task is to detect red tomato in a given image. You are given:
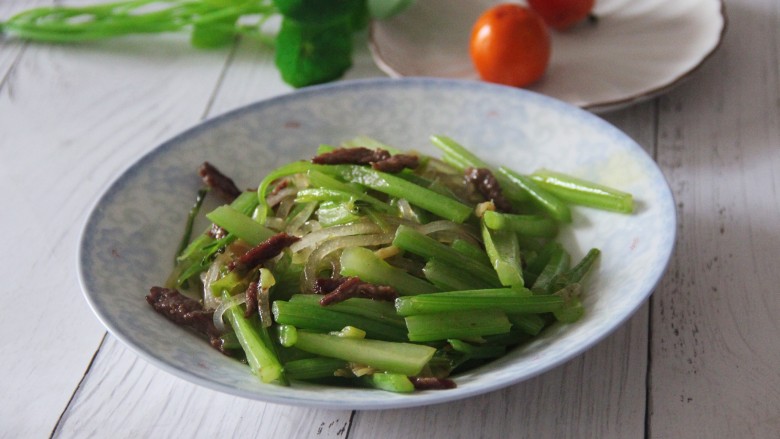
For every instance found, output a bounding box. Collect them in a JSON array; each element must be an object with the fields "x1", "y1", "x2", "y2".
[
  {"x1": 527, "y1": 0, "x2": 596, "y2": 31},
  {"x1": 469, "y1": 4, "x2": 551, "y2": 88}
]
